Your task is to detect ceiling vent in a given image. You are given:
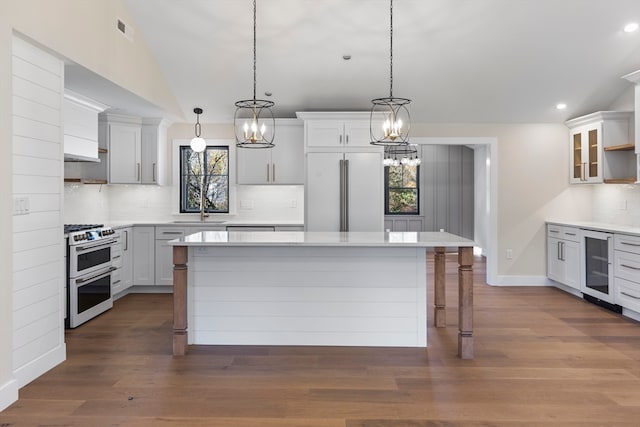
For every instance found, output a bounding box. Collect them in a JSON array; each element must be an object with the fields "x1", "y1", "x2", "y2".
[{"x1": 117, "y1": 18, "x2": 134, "y2": 41}]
